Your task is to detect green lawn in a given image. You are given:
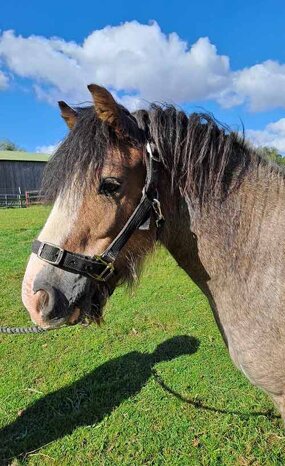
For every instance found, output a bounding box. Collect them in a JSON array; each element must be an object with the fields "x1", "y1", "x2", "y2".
[{"x1": 0, "y1": 206, "x2": 284, "y2": 465}]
